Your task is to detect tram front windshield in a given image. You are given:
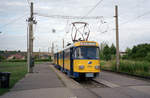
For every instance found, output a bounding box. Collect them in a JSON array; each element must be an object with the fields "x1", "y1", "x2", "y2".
[{"x1": 75, "y1": 46, "x2": 99, "y2": 59}]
